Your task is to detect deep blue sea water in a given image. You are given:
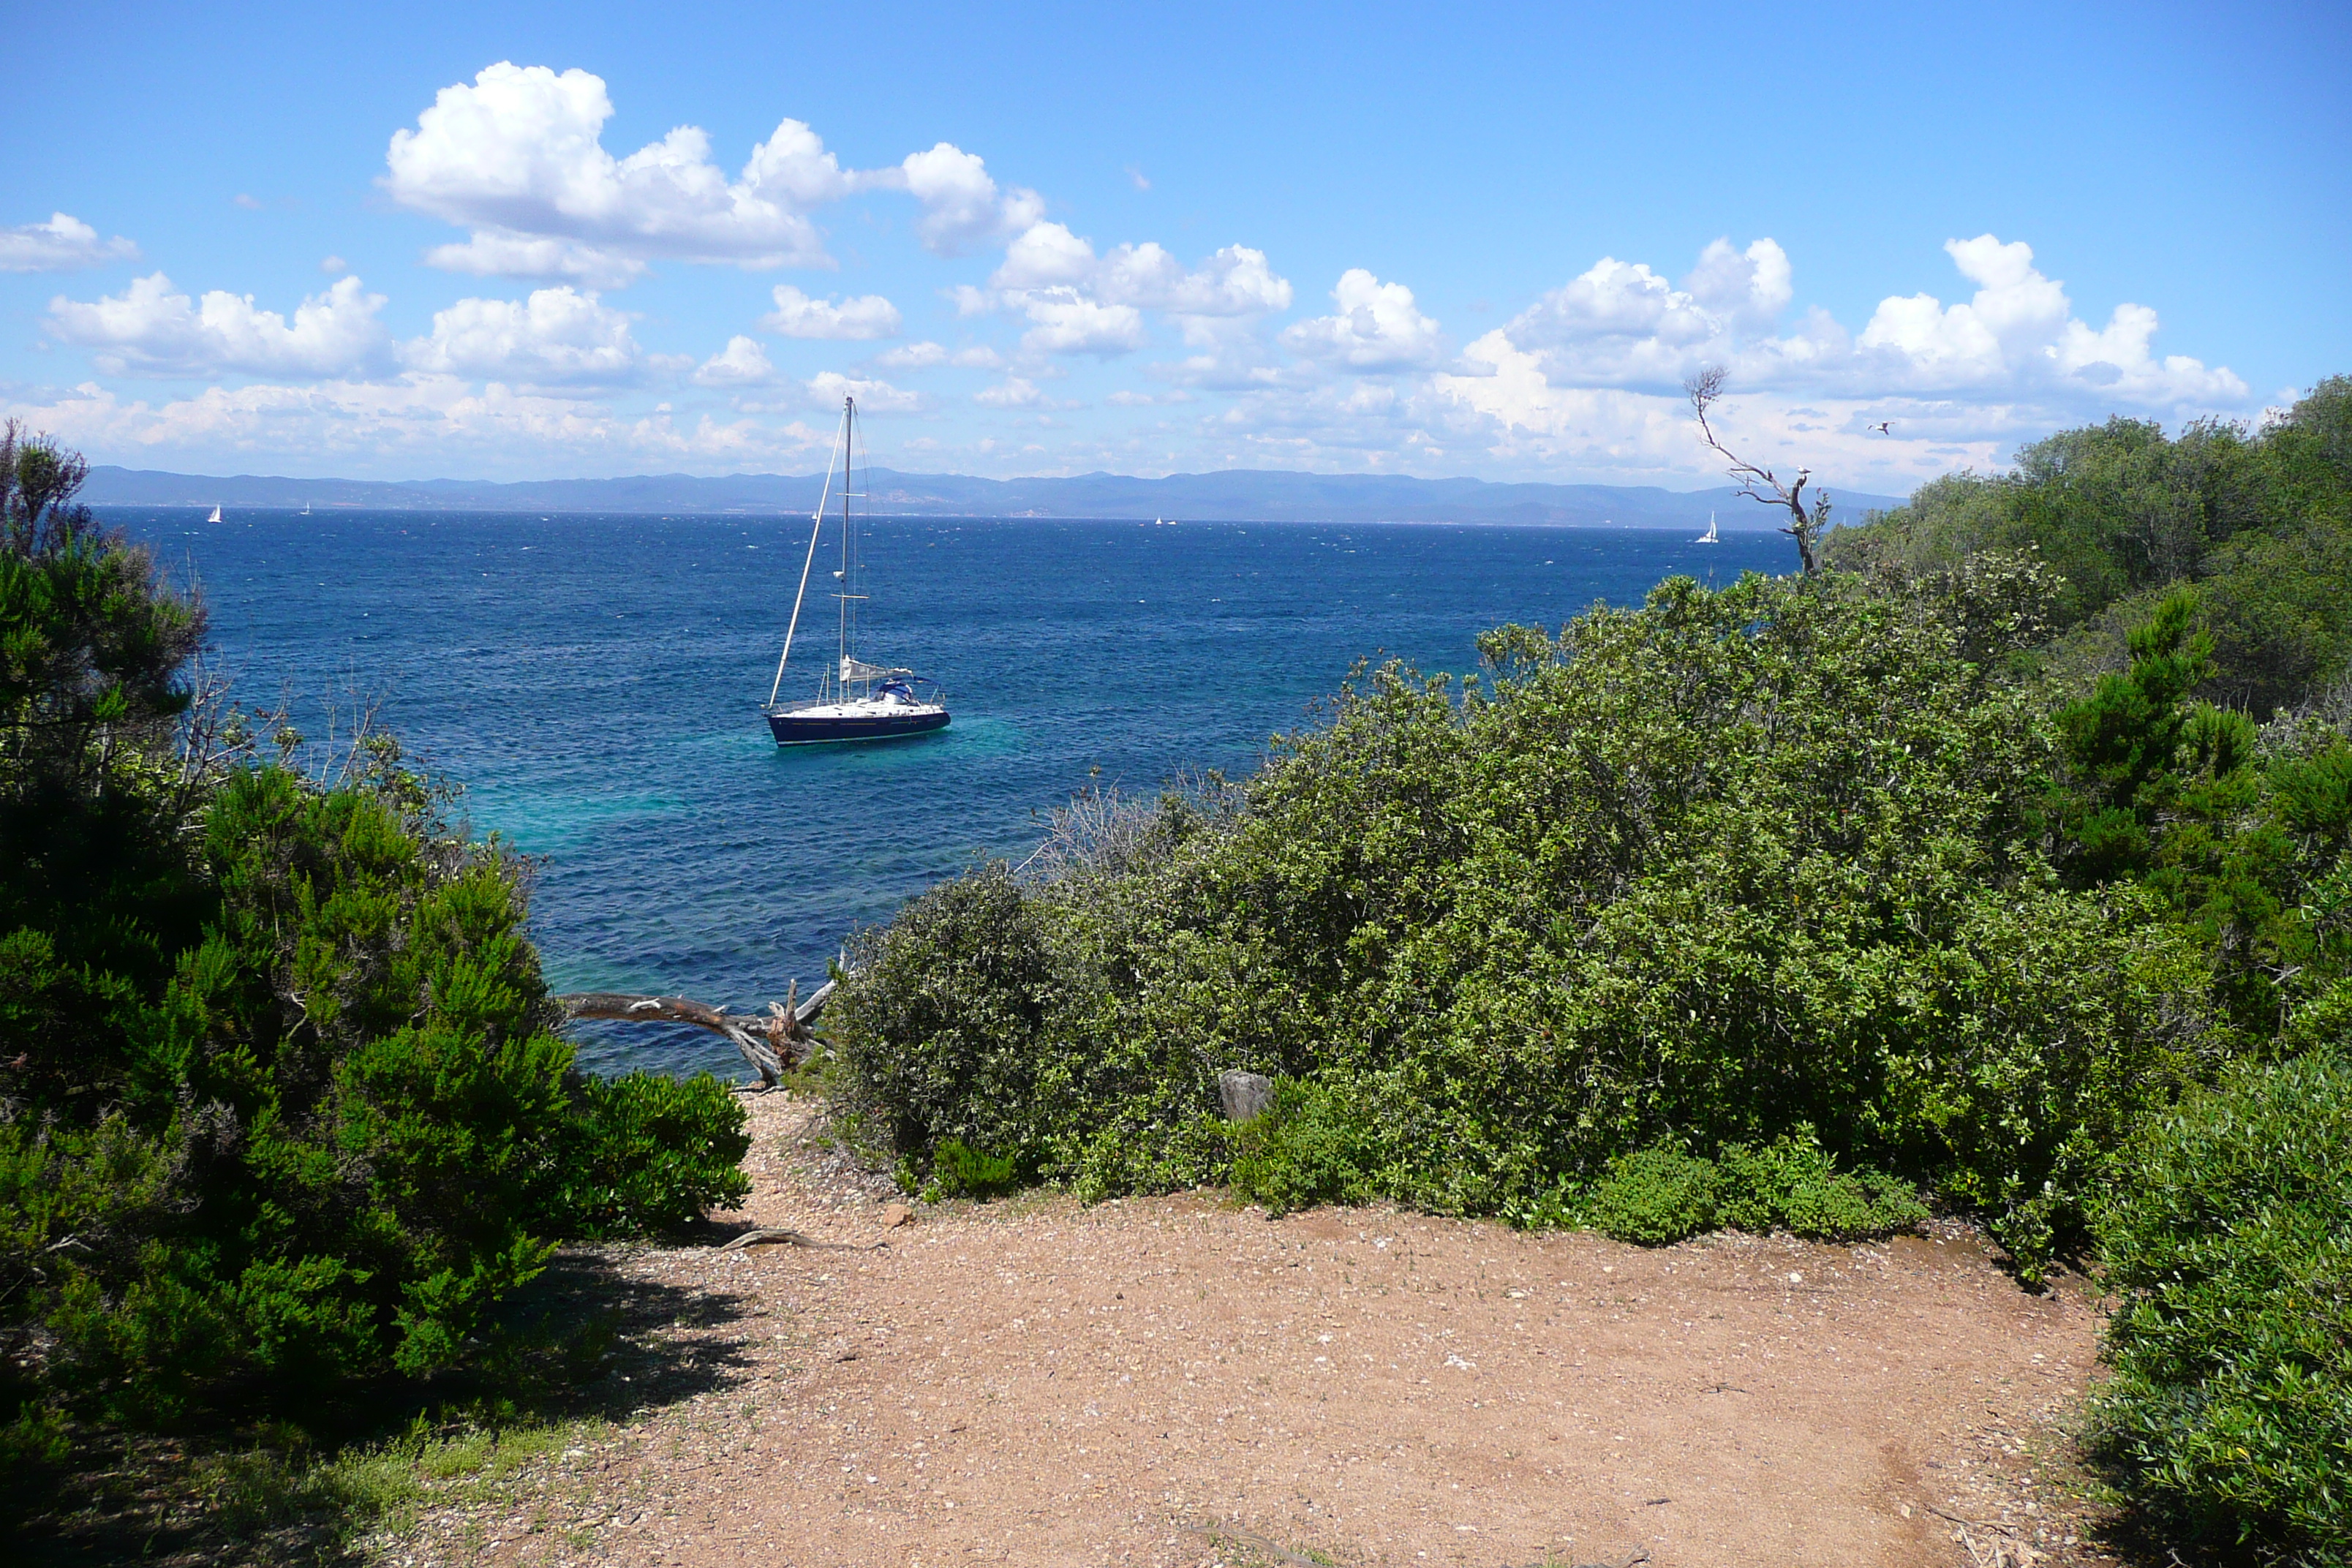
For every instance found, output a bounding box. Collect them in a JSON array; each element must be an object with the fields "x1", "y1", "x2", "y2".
[{"x1": 107, "y1": 508, "x2": 1795, "y2": 1077}]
